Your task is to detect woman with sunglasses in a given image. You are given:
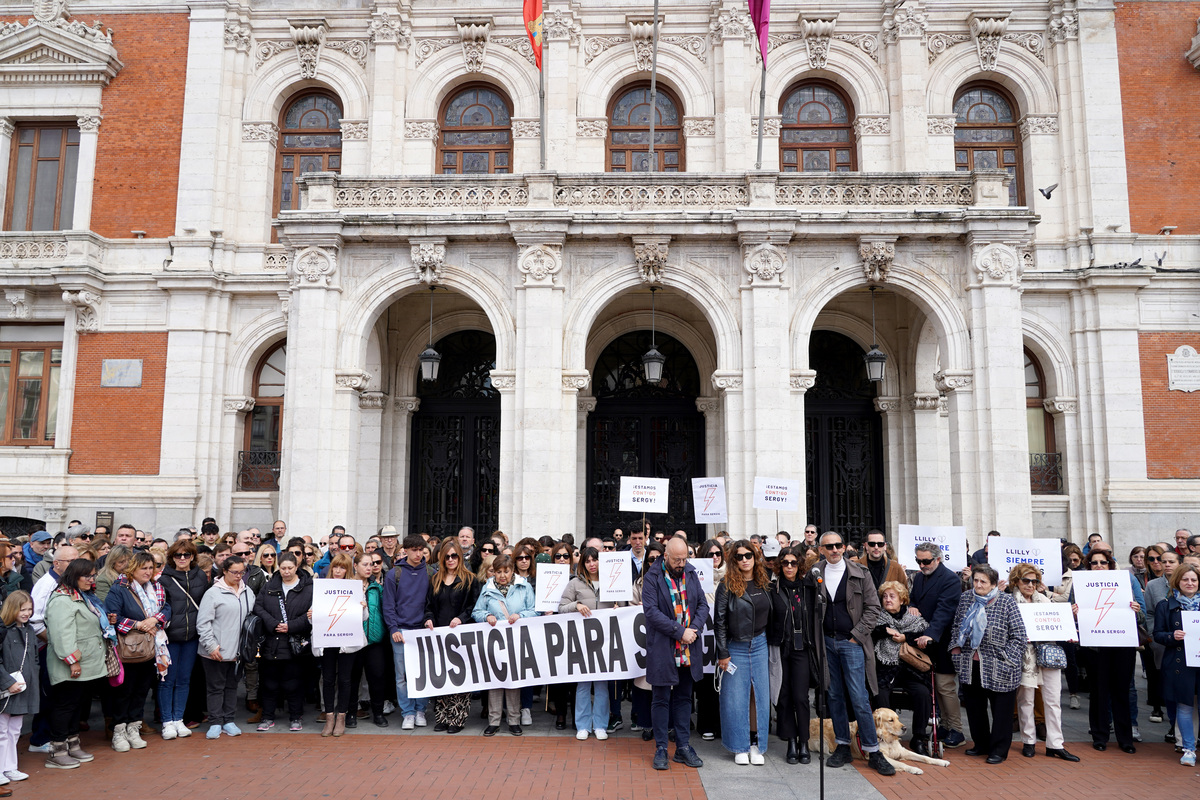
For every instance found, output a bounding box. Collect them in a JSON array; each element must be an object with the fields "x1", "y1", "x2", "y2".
[
  {"x1": 694, "y1": 538, "x2": 726, "y2": 741},
  {"x1": 423, "y1": 541, "x2": 480, "y2": 733},
  {"x1": 0, "y1": 543, "x2": 20, "y2": 602},
  {"x1": 560, "y1": 546, "x2": 625, "y2": 740},
  {"x1": 1008, "y1": 563, "x2": 1078, "y2": 761},
  {"x1": 343, "y1": 552, "x2": 388, "y2": 731},
  {"x1": 254, "y1": 544, "x2": 278, "y2": 577},
  {"x1": 546, "y1": 542, "x2": 576, "y2": 729},
  {"x1": 303, "y1": 546, "x2": 320, "y2": 574},
  {"x1": 715, "y1": 539, "x2": 773, "y2": 765},
  {"x1": 630, "y1": 543, "x2": 665, "y2": 739},
  {"x1": 471, "y1": 542, "x2": 498, "y2": 583},
  {"x1": 510, "y1": 543, "x2": 539, "y2": 725},
  {"x1": 768, "y1": 546, "x2": 816, "y2": 764},
  {"x1": 158, "y1": 539, "x2": 206, "y2": 740},
  {"x1": 1071, "y1": 549, "x2": 1144, "y2": 753},
  {"x1": 1154, "y1": 563, "x2": 1200, "y2": 766},
  {"x1": 197, "y1": 556, "x2": 255, "y2": 739}
]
